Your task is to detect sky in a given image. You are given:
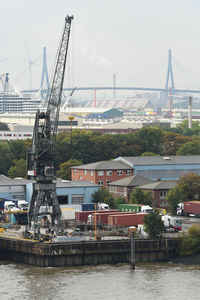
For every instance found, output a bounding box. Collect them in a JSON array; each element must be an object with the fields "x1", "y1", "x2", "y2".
[{"x1": 1, "y1": 0, "x2": 200, "y2": 93}]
